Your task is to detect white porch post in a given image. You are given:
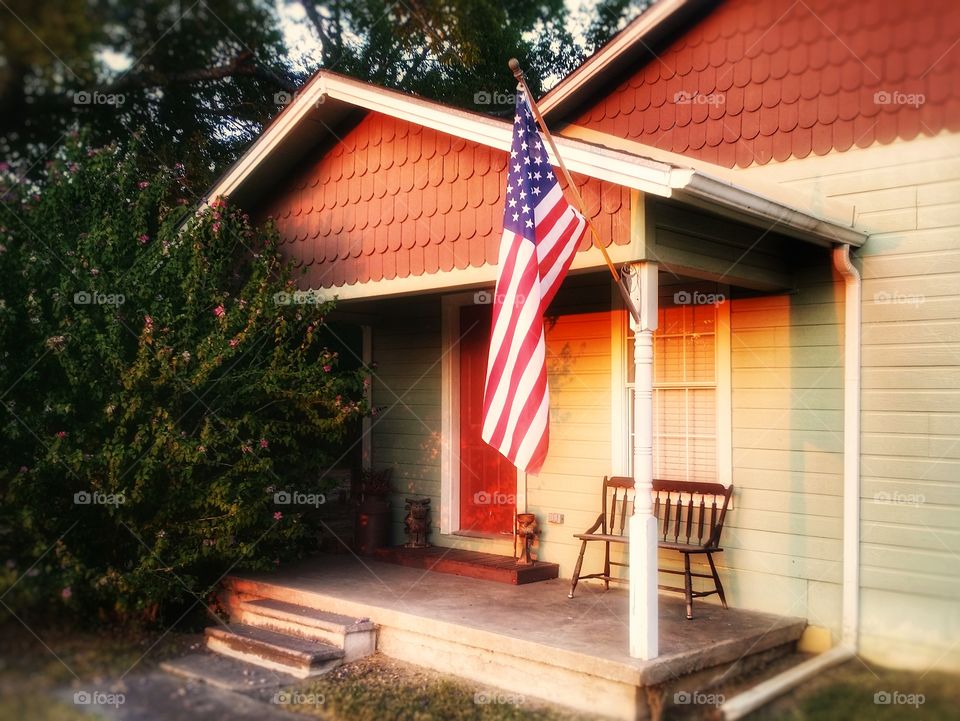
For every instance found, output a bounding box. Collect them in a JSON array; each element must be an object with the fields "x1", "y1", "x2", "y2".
[{"x1": 627, "y1": 262, "x2": 659, "y2": 660}]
